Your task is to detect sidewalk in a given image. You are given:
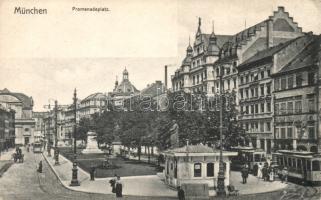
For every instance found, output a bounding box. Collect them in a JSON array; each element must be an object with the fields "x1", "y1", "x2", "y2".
[
  {"x1": 43, "y1": 149, "x2": 177, "y2": 197},
  {"x1": 43, "y1": 149, "x2": 287, "y2": 197},
  {"x1": 0, "y1": 148, "x2": 15, "y2": 161}
]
